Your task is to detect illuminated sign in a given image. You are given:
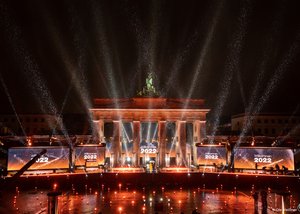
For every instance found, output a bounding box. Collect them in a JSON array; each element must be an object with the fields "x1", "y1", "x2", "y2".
[
  {"x1": 197, "y1": 146, "x2": 227, "y2": 165},
  {"x1": 234, "y1": 147, "x2": 294, "y2": 170},
  {"x1": 75, "y1": 145, "x2": 105, "y2": 167},
  {"x1": 7, "y1": 147, "x2": 69, "y2": 171},
  {"x1": 140, "y1": 141, "x2": 158, "y2": 154}
]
